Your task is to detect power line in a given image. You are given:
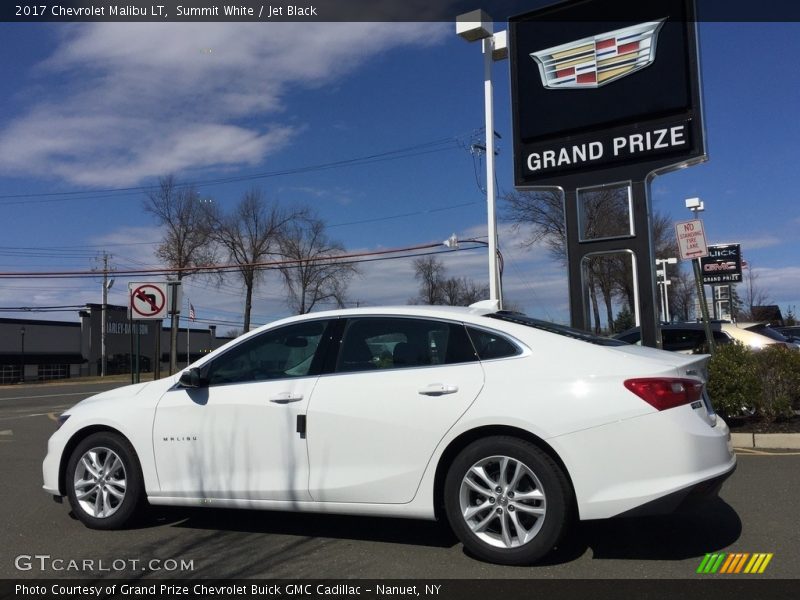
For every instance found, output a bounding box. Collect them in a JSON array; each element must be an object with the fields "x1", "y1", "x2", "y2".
[
  {"x1": 0, "y1": 242, "x2": 490, "y2": 283},
  {"x1": 0, "y1": 136, "x2": 466, "y2": 205},
  {"x1": 0, "y1": 241, "x2": 489, "y2": 280}
]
